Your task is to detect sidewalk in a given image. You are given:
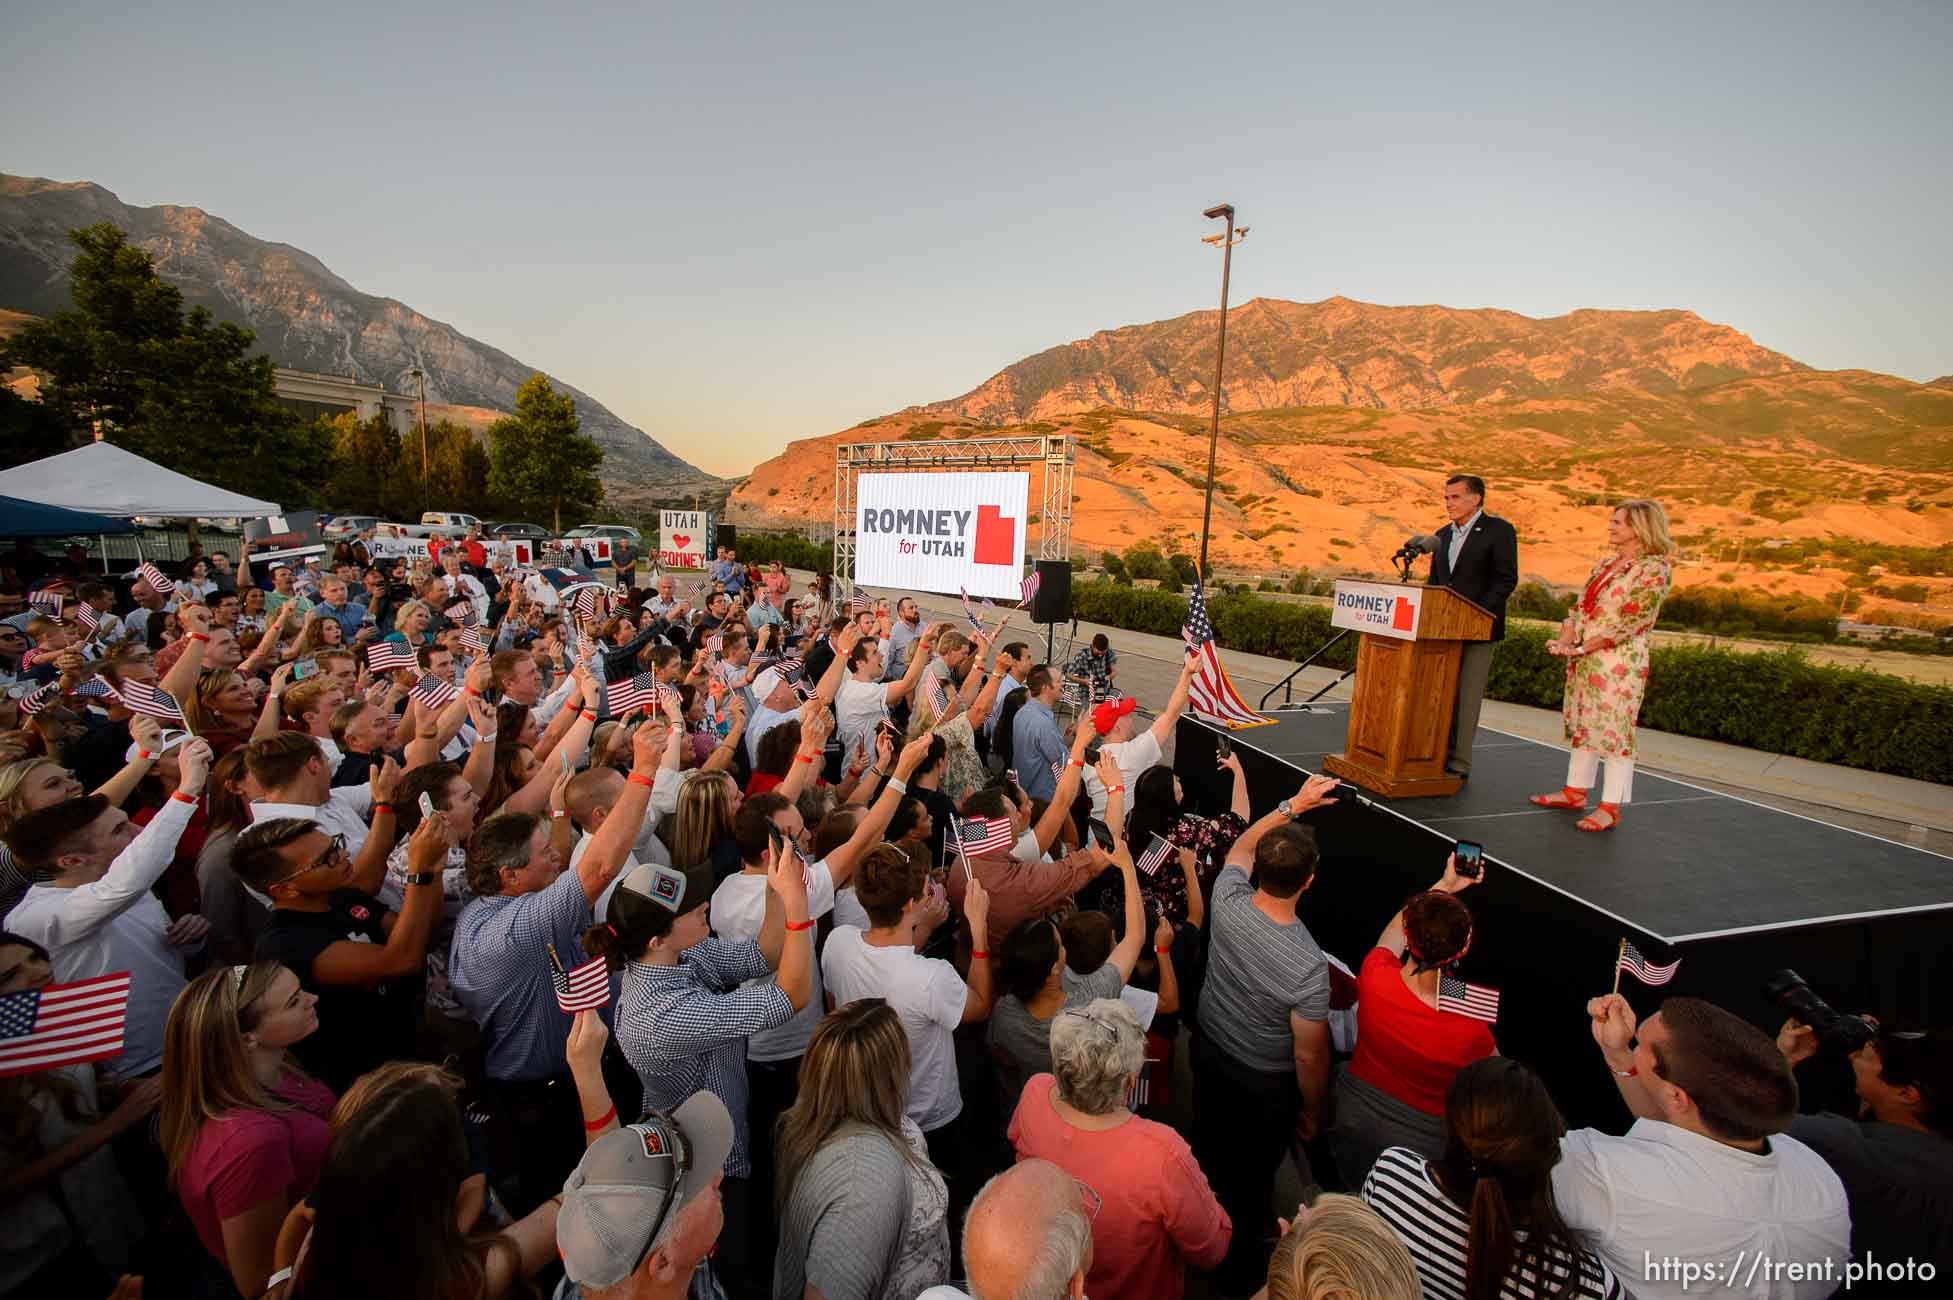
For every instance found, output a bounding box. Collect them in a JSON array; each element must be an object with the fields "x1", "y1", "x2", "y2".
[{"x1": 790, "y1": 570, "x2": 1952, "y2": 847}]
